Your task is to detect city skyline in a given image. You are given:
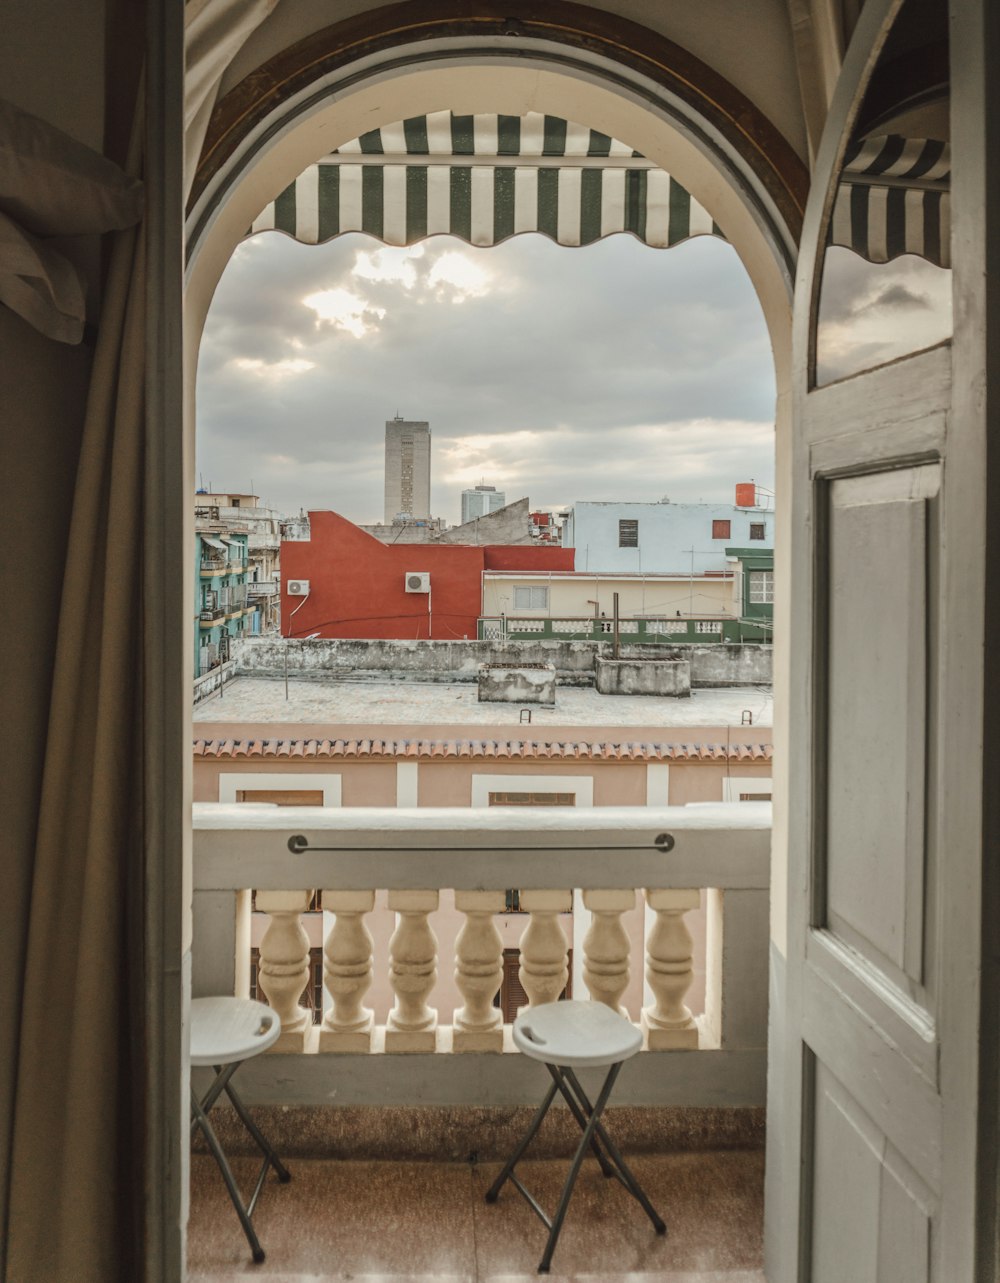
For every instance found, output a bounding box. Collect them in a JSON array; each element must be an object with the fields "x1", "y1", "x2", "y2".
[{"x1": 195, "y1": 229, "x2": 777, "y2": 523}]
